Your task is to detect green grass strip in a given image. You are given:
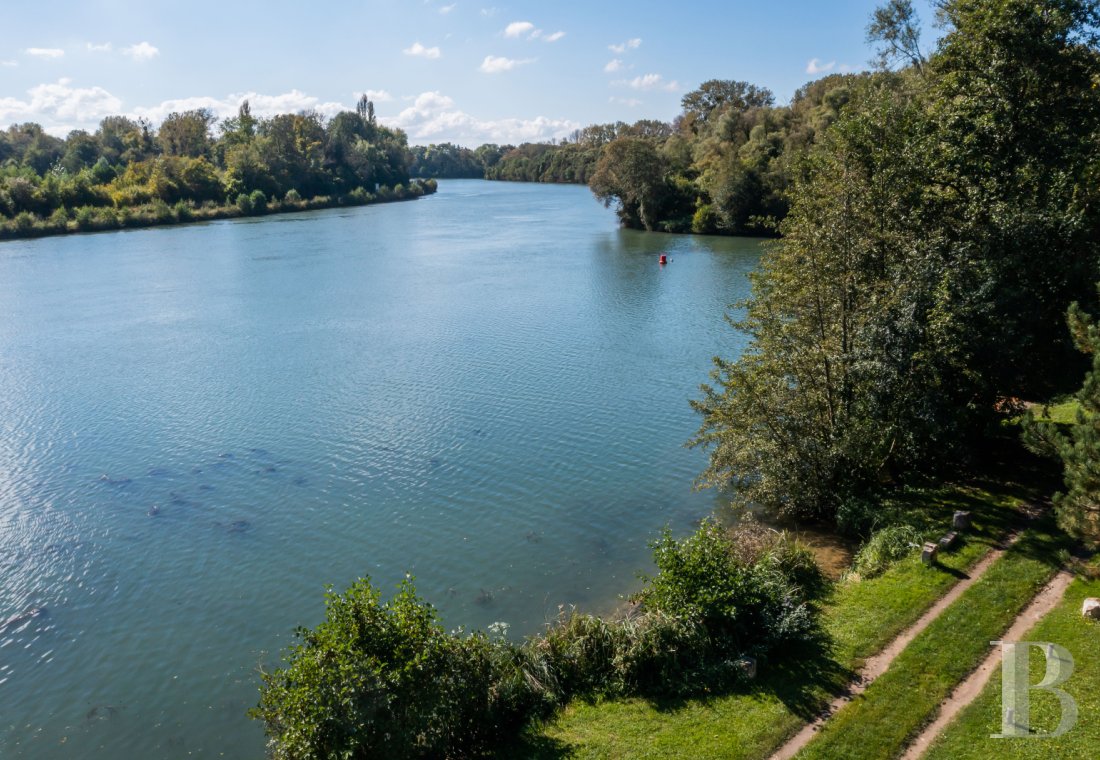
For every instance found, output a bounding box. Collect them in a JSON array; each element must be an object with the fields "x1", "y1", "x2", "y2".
[
  {"x1": 925, "y1": 576, "x2": 1100, "y2": 760},
  {"x1": 795, "y1": 523, "x2": 1065, "y2": 760},
  {"x1": 504, "y1": 485, "x2": 1021, "y2": 759}
]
